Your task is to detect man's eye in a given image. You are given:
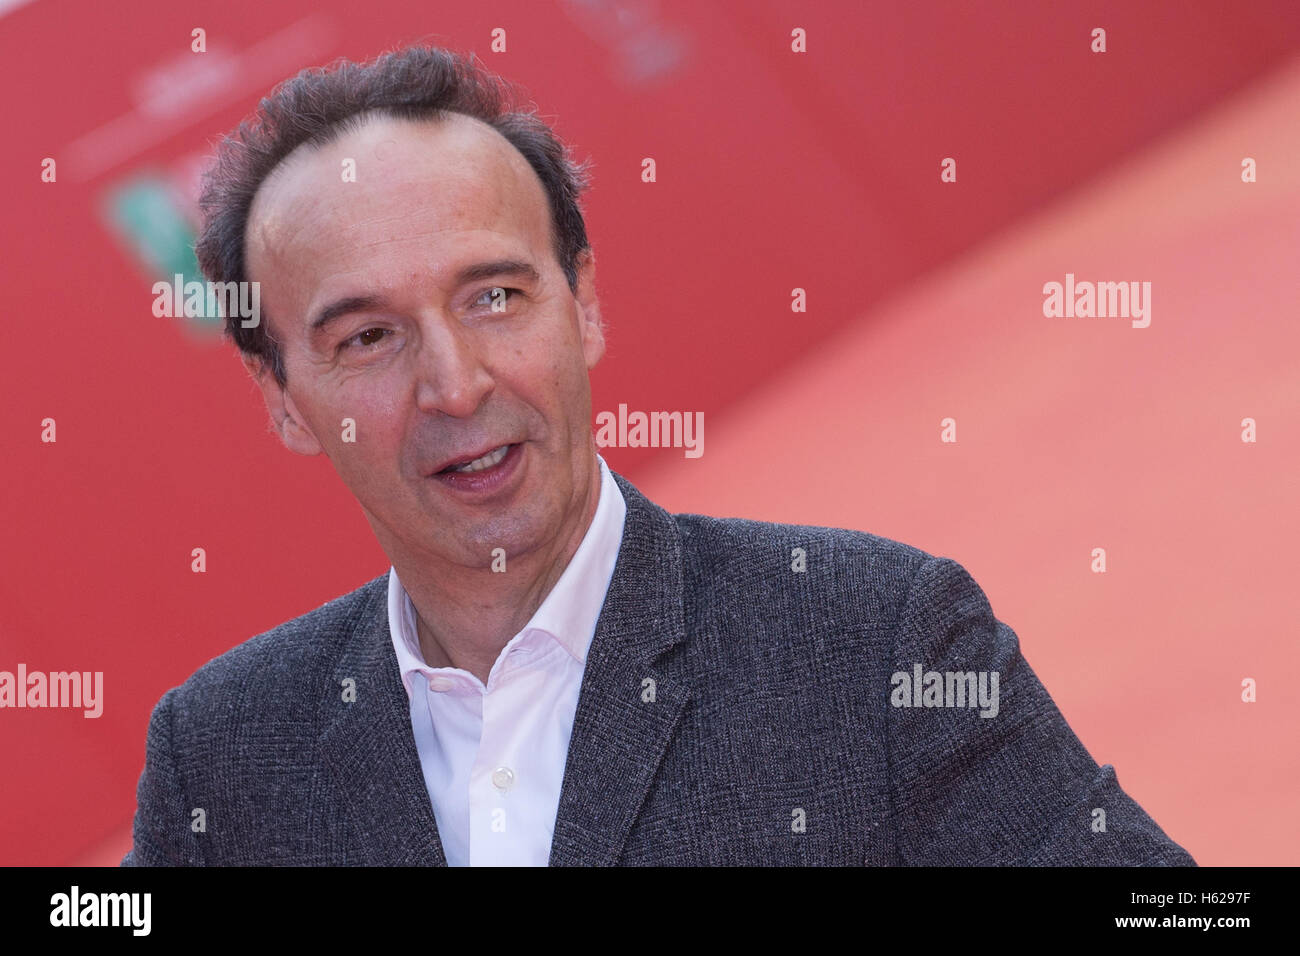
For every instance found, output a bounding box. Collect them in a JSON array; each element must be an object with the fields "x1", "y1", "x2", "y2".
[
  {"x1": 342, "y1": 327, "x2": 391, "y2": 350},
  {"x1": 474, "y1": 287, "x2": 520, "y2": 310}
]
